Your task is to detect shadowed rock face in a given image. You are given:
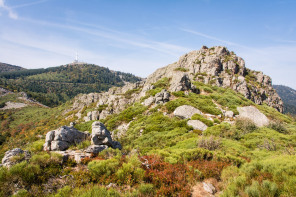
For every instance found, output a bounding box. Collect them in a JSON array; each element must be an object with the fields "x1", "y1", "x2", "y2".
[
  {"x1": 91, "y1": 121, "x2": 122, "y2": 150},
  {"x1": 91, "y1": 121, "x2": 113, "y2": 146}
]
